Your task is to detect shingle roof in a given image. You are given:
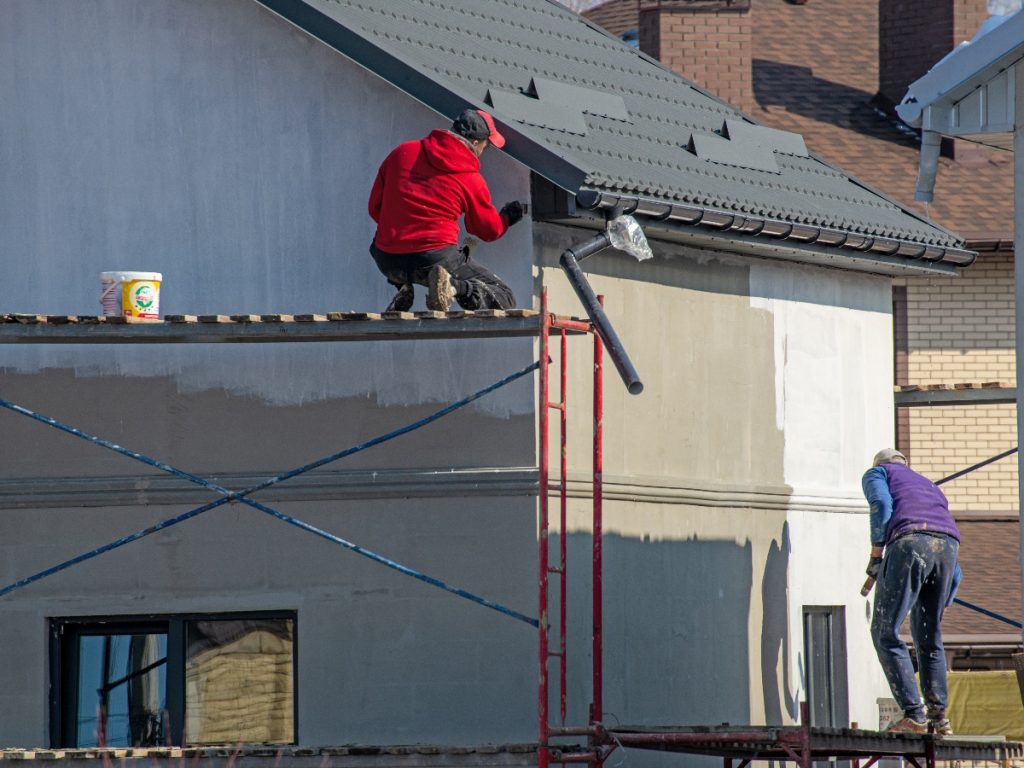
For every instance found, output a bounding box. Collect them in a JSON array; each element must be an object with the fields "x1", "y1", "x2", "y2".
[
  {"x1": 943, "y1": 520, "x2": 1022, "y2": 637},
  {"x1": 585, "y1": 0, "x2": 1013, "y2": 243},
  {"x1": 257, "y1": 0, "x2": 975, "y2": 270},
  {"x1": 748, "y1": 0, "x2": 1013, "y2": 244}
]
